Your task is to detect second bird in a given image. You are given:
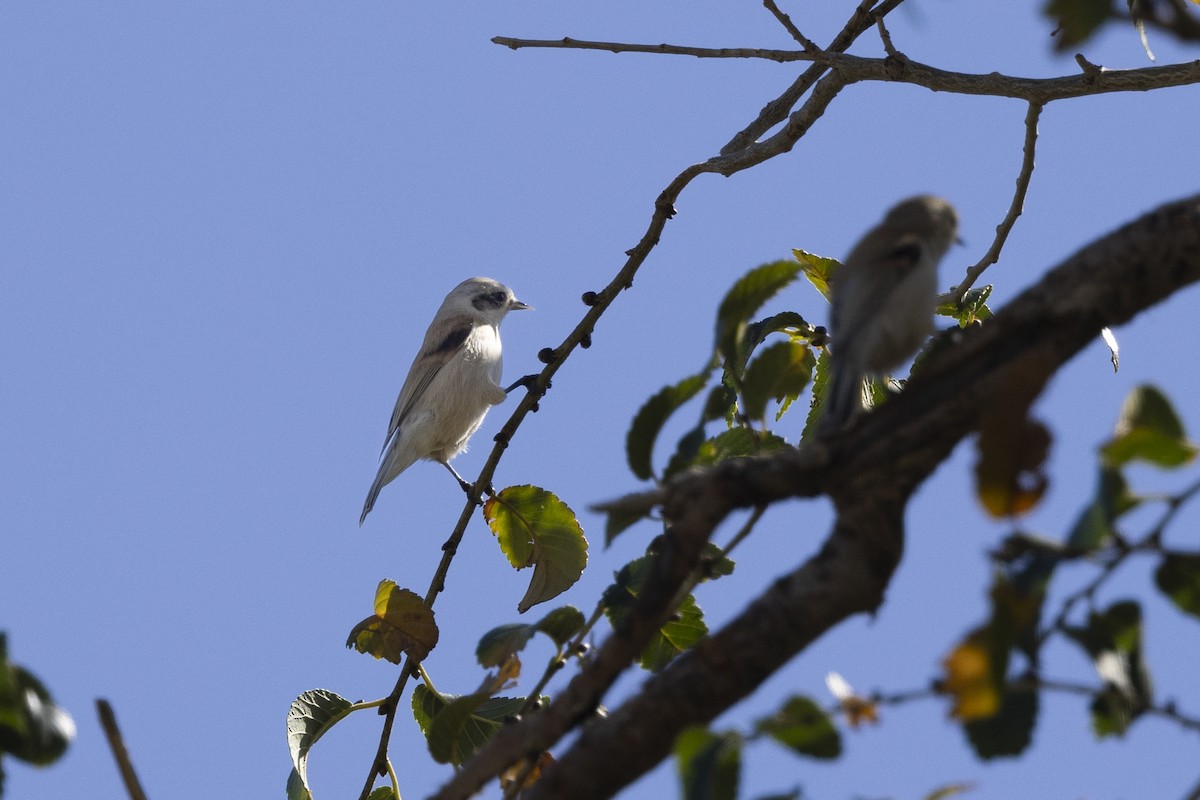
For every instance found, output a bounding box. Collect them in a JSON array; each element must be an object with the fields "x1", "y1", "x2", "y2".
[
  {"x1": 360, "y1": 276, "x2": 530, "y2": 525},
  {"x1": 822, "y1": 195, "x2": 959, "y2": 431}
]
